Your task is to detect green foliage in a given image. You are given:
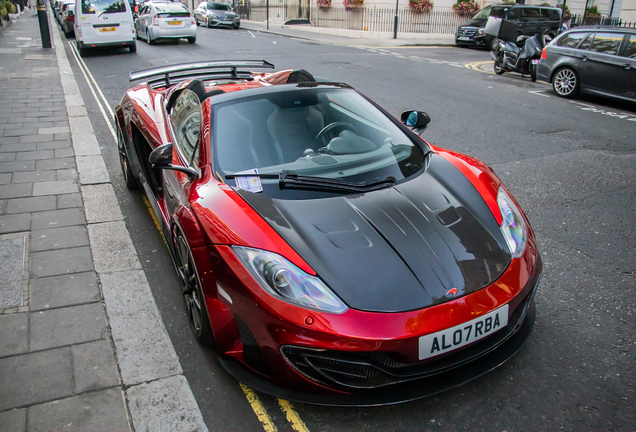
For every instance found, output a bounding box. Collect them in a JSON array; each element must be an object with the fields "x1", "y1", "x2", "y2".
[
  {"x1": 0, "y1": 6, "x2": 7, "y2": 20},
  {"x1": 539, "y1": 2, "x2": 550, "y2": 5},
  {"x1": 585, "y1": 5, "x2": 600, "y2": 17},
  {"x1": 556, "y1": 3, "x2": 570, "y2": 20},
  {"x1": 0, "y1": 0, "x2": 15, "y2": 19},
  {"x1": 501, "y1": 0, "x2": 516, "y2": 5}
]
